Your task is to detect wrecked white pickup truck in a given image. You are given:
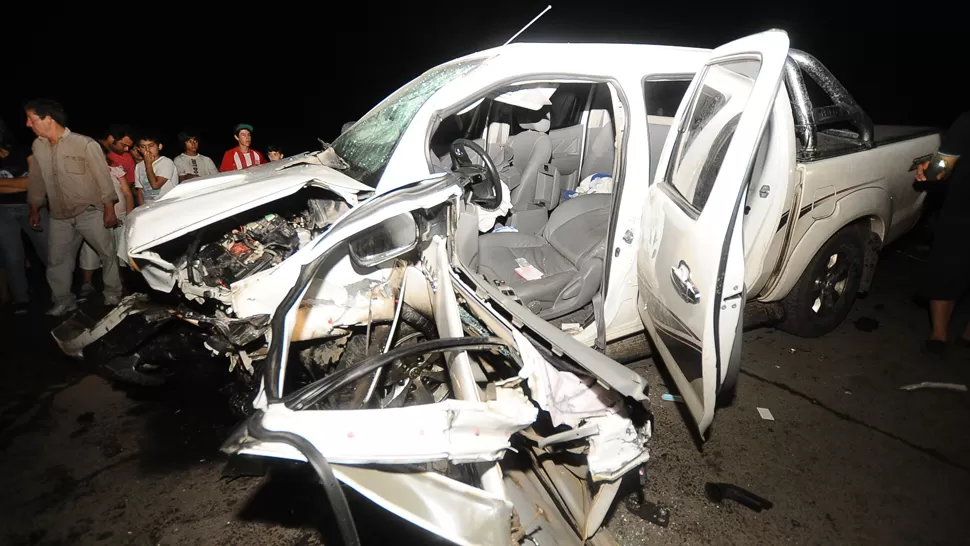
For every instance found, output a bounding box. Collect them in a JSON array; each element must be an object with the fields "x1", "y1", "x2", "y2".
[{"x1": 52, "y1": 30, "x2": 940, "y2": 544}]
